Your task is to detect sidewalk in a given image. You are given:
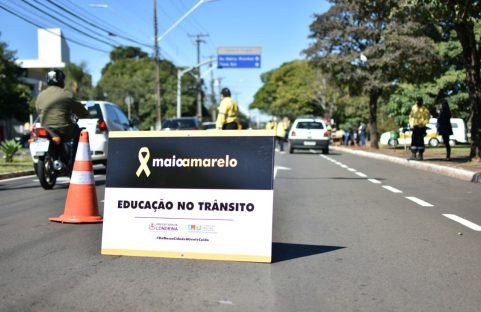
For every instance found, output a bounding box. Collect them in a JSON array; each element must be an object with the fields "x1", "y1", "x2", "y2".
[{"x1": 331, "y1": 145, "x2": 481, "y2": 183}]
